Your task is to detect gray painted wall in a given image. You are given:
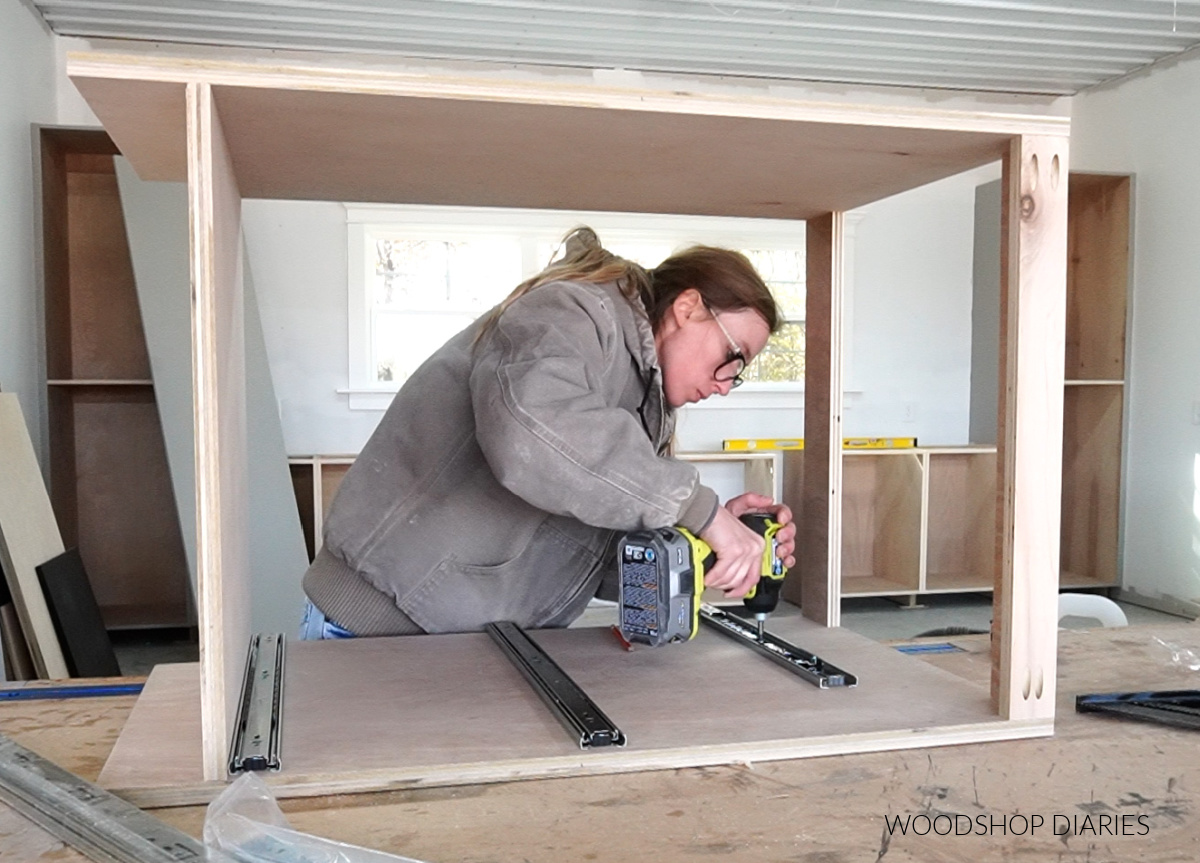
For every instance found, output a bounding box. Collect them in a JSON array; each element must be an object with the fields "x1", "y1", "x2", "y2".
[
  {"x1": 0, "y1": 2, "x2": 55, "y2": 463},
  {"x1": 1072, "y1": 48, "x2": 1200, "y2": 609},
  {"x1": 116, "y1": 163, "x2": 309, "y2": 635},
  {"x1": 114, "y1": 161, "x2": 198, "y2": 584}
]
